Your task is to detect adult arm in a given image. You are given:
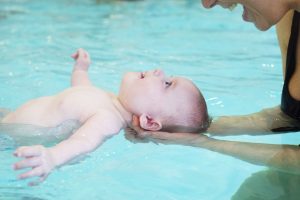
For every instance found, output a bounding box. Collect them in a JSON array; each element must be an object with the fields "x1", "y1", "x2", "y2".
[
  {"x1": 208, "y1": 106, "x2": 300, "y2": 135},
  {"x1": 208, "y1": 11, "x2": 299, "y2": 136},
  {"x1": 127, "y1": 117, "x2": 300, "y2": 175}
]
